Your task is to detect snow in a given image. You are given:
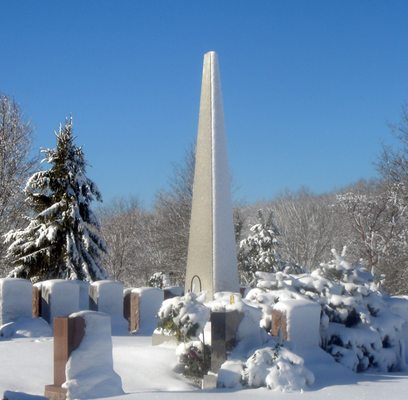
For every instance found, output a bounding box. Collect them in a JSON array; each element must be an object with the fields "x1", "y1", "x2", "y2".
[
  {"x1": 0, "y1": 317, "x2": 51, "y2": 339},
  {"x1": 132, "y1": 287, "x2": 164, "y2": 335},
  {"x1": 2, "y1": 331, "x2": 408, "y2": 399},
  {"x1": 90, "y1": 280, "x2": 128, "y2": 334},
  {"x1": 0, "y1": 278, "x2": 32, "y2": 325},
  {"x1": 40, "y1": 279, "x2": 80, "y2": 324},
  {"x1": 63, "y1": 311, "x2": 123, "y2": 399}
]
